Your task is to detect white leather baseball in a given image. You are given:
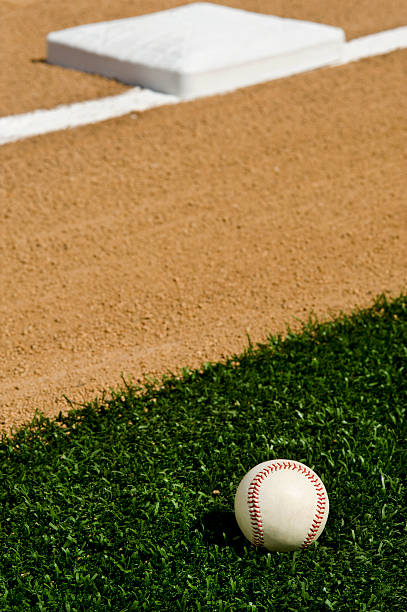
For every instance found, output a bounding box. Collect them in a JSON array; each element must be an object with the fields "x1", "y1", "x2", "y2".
[{"x1": 234, "y1": 459, "x2": 329, "y2": 552}]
